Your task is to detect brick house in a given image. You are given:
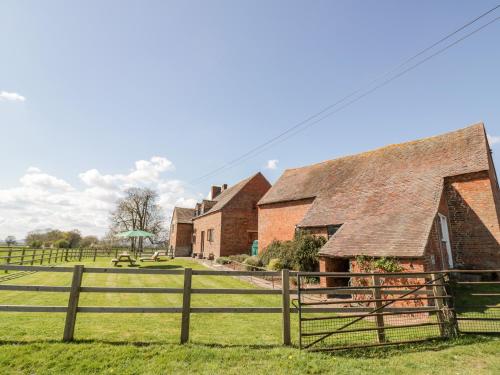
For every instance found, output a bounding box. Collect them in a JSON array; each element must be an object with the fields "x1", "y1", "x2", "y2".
[
  {"x1": 257, "y1": 123, "x2": 500, "y2": 280},
  {"x1": 192, "y1": 172, "x2": 271, "y2": 258},
  {"x1": 169, "y1": 207, "x2": 196, "y2": 256}
]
